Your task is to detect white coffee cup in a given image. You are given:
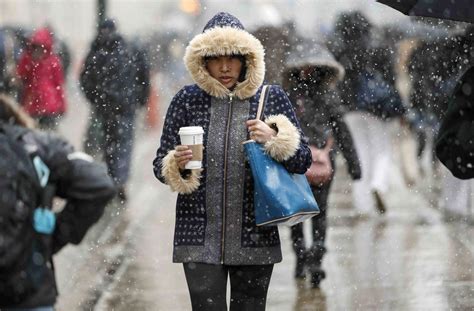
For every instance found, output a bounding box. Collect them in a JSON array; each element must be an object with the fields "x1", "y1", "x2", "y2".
[{"x1": 178, "y1": 126, "x2": 204, "y2": 169}]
